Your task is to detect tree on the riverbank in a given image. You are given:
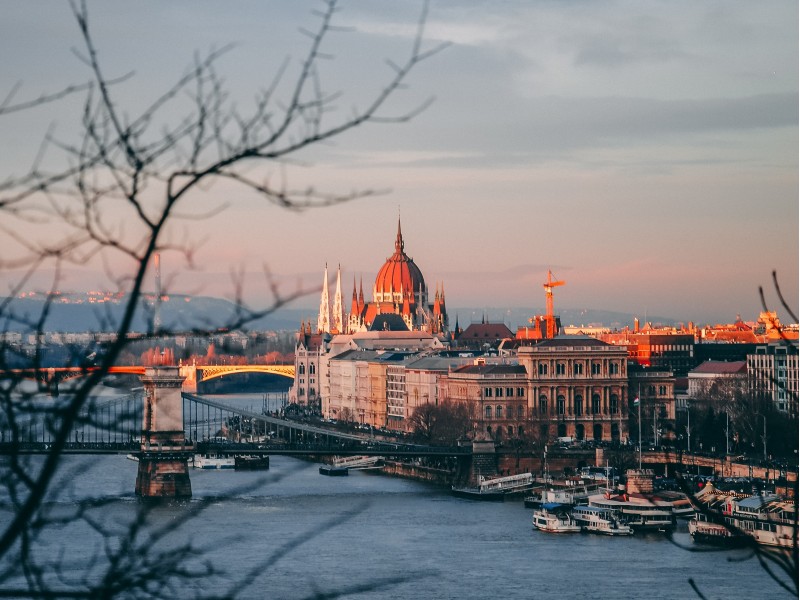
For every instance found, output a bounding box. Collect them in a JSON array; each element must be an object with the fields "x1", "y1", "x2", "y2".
[
  {"x1": 0, "y1": 1, "x2": 444, "y2": 597},
  {"x1": 409, "y1": 400, "x2": 472, "y2": 446}
]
